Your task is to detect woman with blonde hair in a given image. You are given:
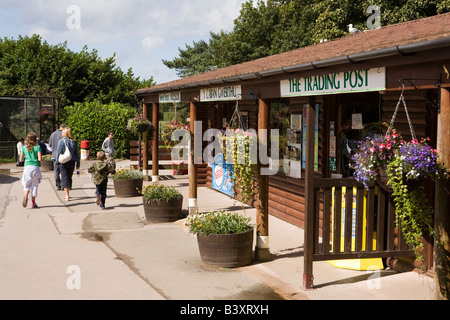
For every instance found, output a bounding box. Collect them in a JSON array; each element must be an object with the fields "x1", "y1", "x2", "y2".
[
  {"x1": 55, "y1": 127, "x2": 80, "y2": 202},
  {"x1": 20, "y1": 132, "x2": 42, "y2": 208}
]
